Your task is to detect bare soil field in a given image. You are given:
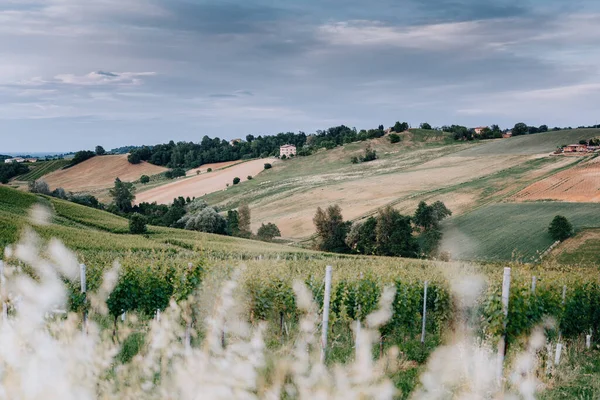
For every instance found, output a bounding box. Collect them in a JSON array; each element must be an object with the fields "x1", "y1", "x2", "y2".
[
  {"x1": 44, "y1": 155, "x2": 167, "y2": 192},
  {"x1": 512, "y1": 156, "x2": 600, "y2": 202},
  {"x1": 186, "y1": 160, "x2": 243, "y2": 177},
  {"x1": 136, "y1": 158, "x2": 277, "y2": 205}
]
